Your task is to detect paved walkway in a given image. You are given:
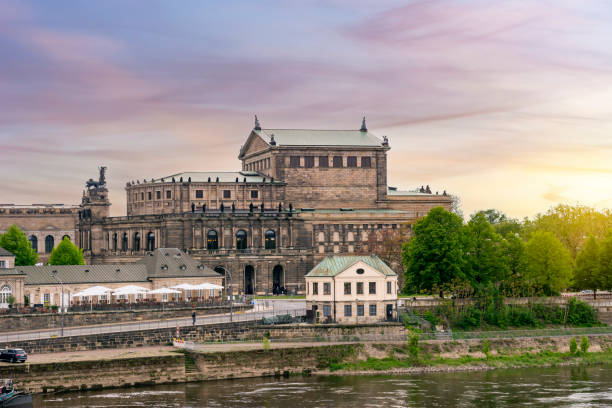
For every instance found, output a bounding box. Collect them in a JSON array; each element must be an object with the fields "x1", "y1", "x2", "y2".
[{"x1": 0, "y1": 301, "x2": 306, "y2": 343}]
